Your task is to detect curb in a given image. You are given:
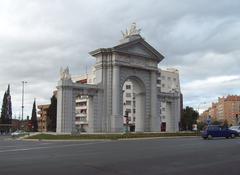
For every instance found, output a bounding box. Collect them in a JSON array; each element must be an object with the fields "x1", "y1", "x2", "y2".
[
  {"x1": 22, "y1": 135, "x2": 200, "y2": 142},
  {"x1": 22, "y1": 138, "x2": 112, "y2": 142},
  {"x1": 118, "y1": 136, "x2": 200, "y2": 141}
]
